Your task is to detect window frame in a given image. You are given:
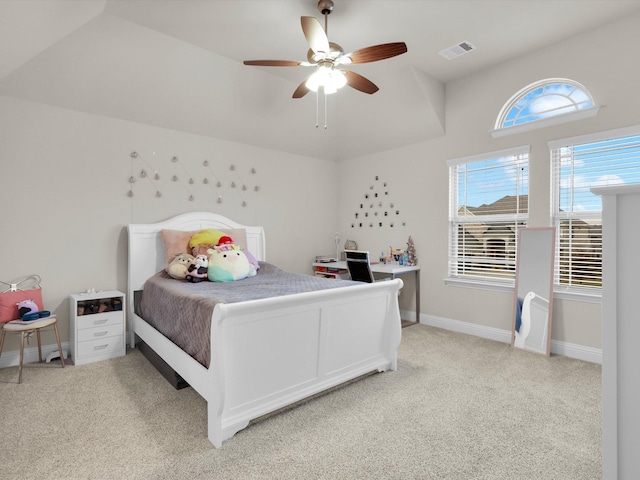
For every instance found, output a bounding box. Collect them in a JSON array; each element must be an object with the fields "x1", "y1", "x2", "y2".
[
  {"x1": 549, "y1": 124, "x2": 640, "y2": 300},
  {"x1": 447, "y1": 146, "x2": 530, "y2": 290},
  {"x1": 491, "y1": 78, "x2": 600, "y2": 138}
]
